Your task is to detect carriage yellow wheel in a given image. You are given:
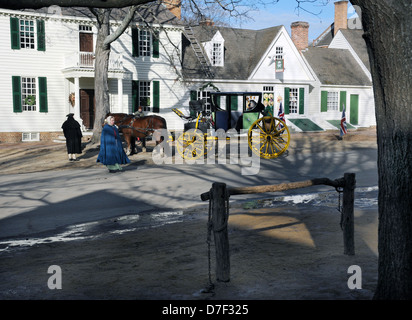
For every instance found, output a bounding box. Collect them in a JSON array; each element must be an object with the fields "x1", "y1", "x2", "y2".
[
  {"x1": 248, "y1": 116, "x2": 290, "y2": 159},
  {"x1": 176, "y1": 129, "x2": 205, "y2": 160}
]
